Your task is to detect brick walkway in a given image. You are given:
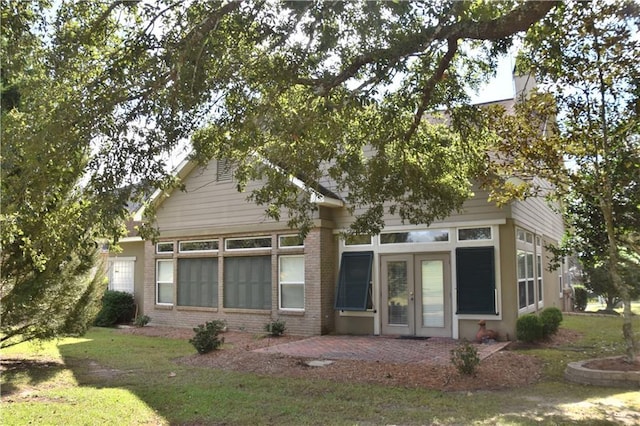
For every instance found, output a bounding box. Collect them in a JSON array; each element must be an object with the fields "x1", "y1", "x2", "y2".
[{"x1": 254, "y1": 335, "x2": 510, "y2": 365}]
